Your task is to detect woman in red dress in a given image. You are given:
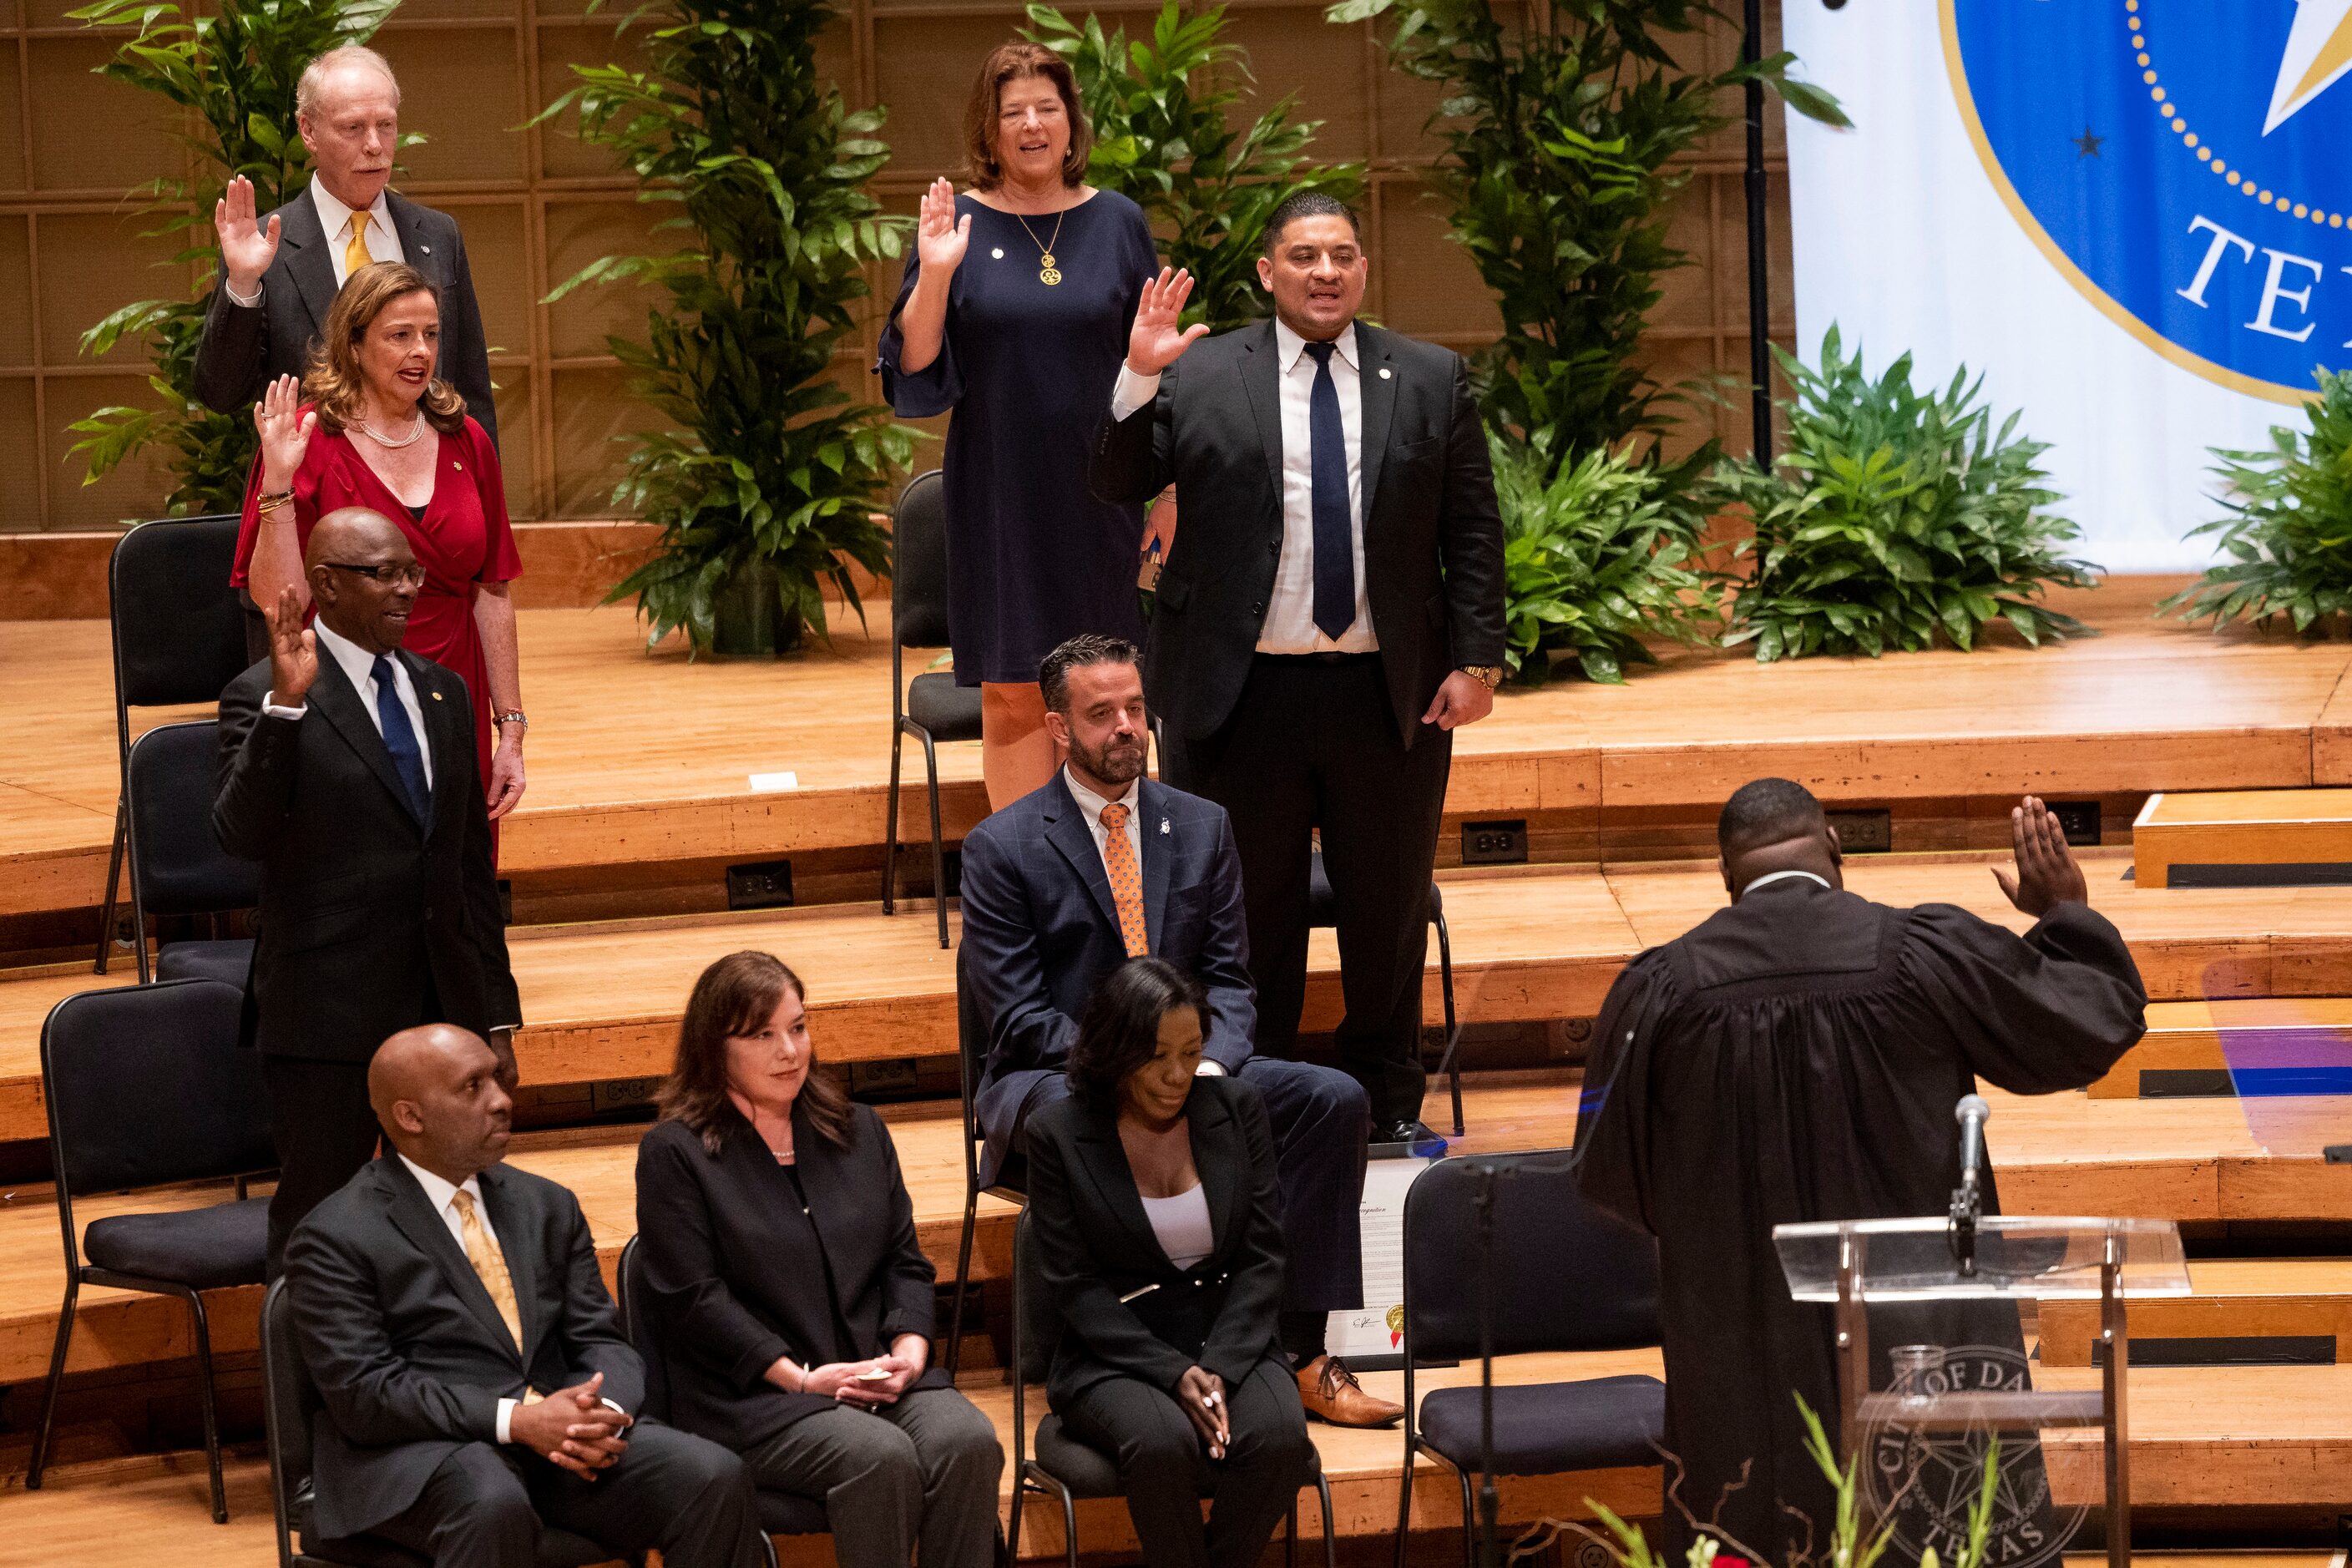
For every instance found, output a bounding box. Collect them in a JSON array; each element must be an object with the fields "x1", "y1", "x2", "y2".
[{"x1": 232, "y1": 260, "x2": 526, "y2": 828}]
